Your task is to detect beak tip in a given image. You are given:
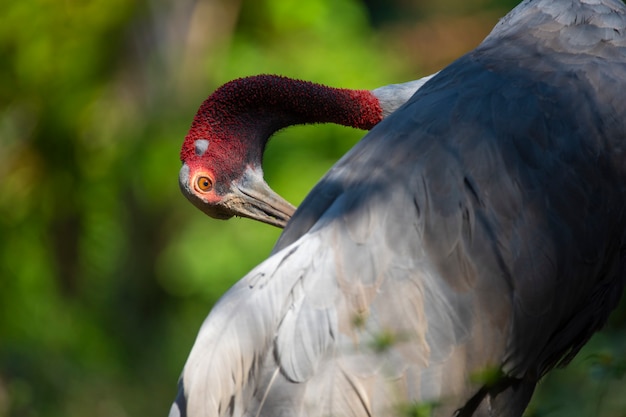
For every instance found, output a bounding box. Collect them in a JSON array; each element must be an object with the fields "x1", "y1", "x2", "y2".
[{"x1": 235, "y1": 171, "x2": 296, "y2": 228}]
